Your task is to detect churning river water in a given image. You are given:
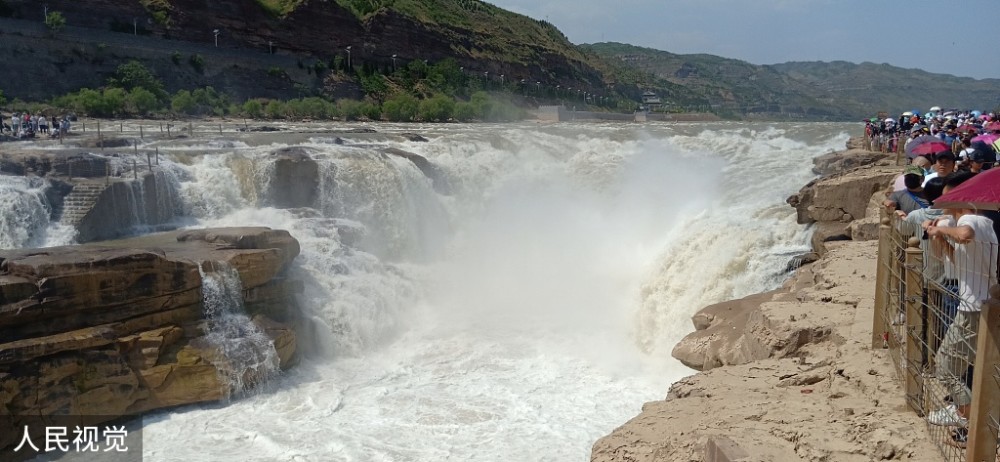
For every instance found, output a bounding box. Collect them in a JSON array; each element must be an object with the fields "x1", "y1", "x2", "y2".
[{"x1": 2, "y1": 121, "x2": 853, "y2": 461}]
